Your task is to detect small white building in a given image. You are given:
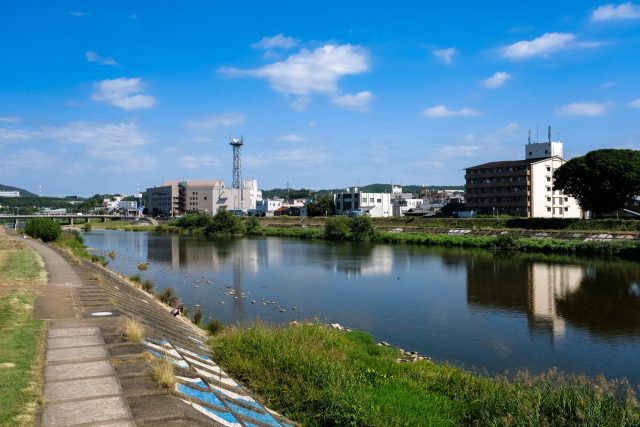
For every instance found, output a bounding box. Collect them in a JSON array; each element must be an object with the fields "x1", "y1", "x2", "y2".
[
  {"x1": 256, "y1": 198, "x2": 284, "y2": 217},
  {"x1": 0, "y1": 191, "x2": 20, "y2": 197},
  {"x1": 334, "y1": 188, "x2": 392, "y2": 217}
]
